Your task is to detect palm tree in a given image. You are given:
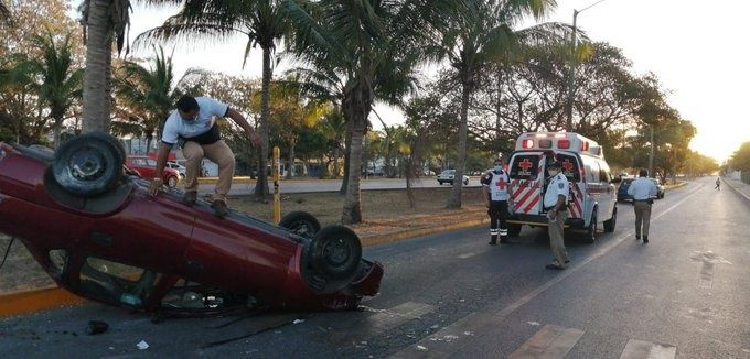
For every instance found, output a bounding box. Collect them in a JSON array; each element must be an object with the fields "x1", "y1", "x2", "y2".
[
  {"x1": 136, "y1": 0, "x2": 290, "y2": 202},
  {"x1": 283, "y1": 0, "x2": 454, "y2": 224},
  {"x1": 114, "y1": 46, "x2": 185, "y2": 152},
  {"x1": 14, "y1": 30, "x2": 83, "y2": 148},
  {"x1": 428, "y1": 0, "x2": 561, "y2": 209}
]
